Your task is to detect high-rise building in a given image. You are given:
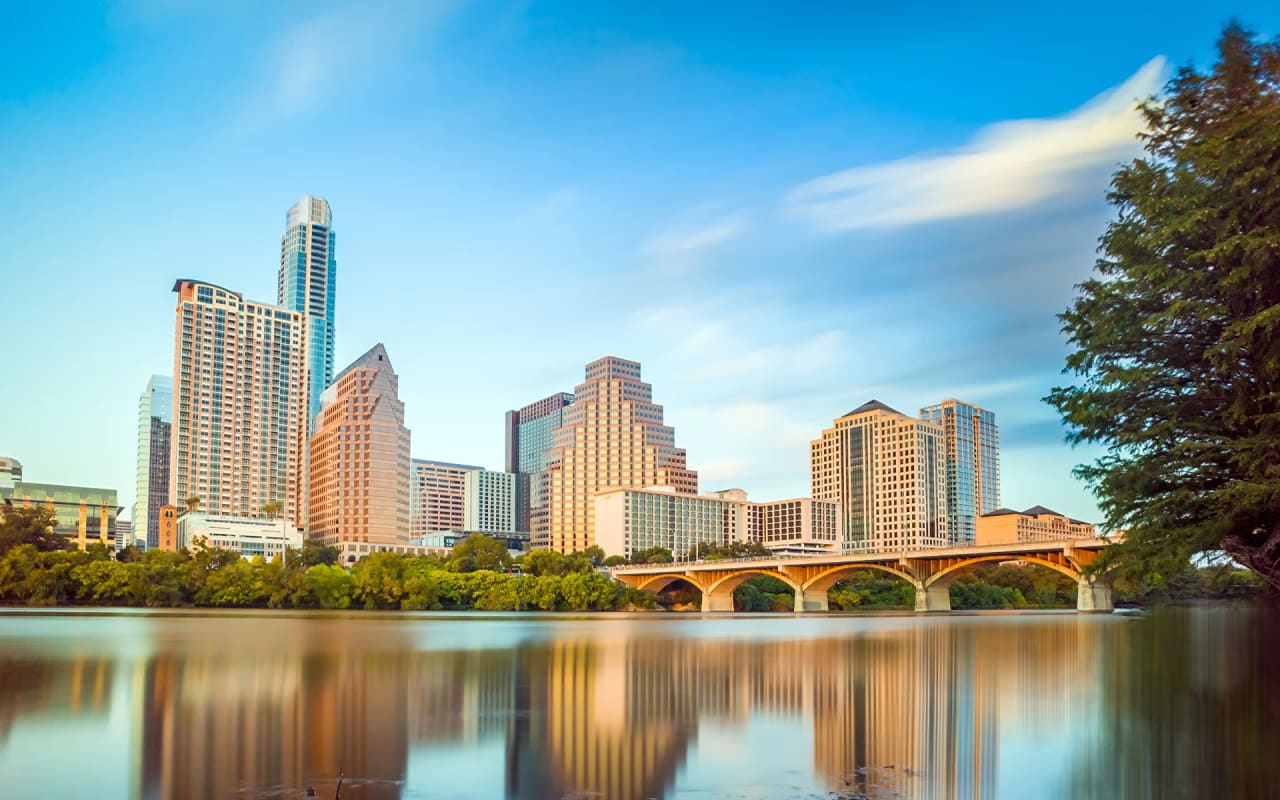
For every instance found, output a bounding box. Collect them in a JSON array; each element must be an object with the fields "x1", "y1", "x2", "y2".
[
  {"x1": 540, "y1": 357, "x2": 698, "y2": 552},
  {"x1": 410, "y1": 459, "x2": 482, "y2": 536},
  {"x1": 170, "y1": 279, "x2": 307, "y2": 524},
  {"x1": 278, "y1": 195, "x2": 337, "y2": 428},
  {"x1": 505, "y1": 392, "x2": 574, "y2": 533},
  {"x1": 810, "y1": 400, "x2": 947, "y2": 552},
  {"x1": 463, "y1": 470, "x2": 516, "y2": 533},
  {"x1": 134, "y1": 375, "x2": 172, "y2": 550},
  {"x1": 920, "y1": 399, "x2": 999, "y2": 546},
  {"x1": 309, "y1": 344, "x2": 411, "y2": 560}
]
